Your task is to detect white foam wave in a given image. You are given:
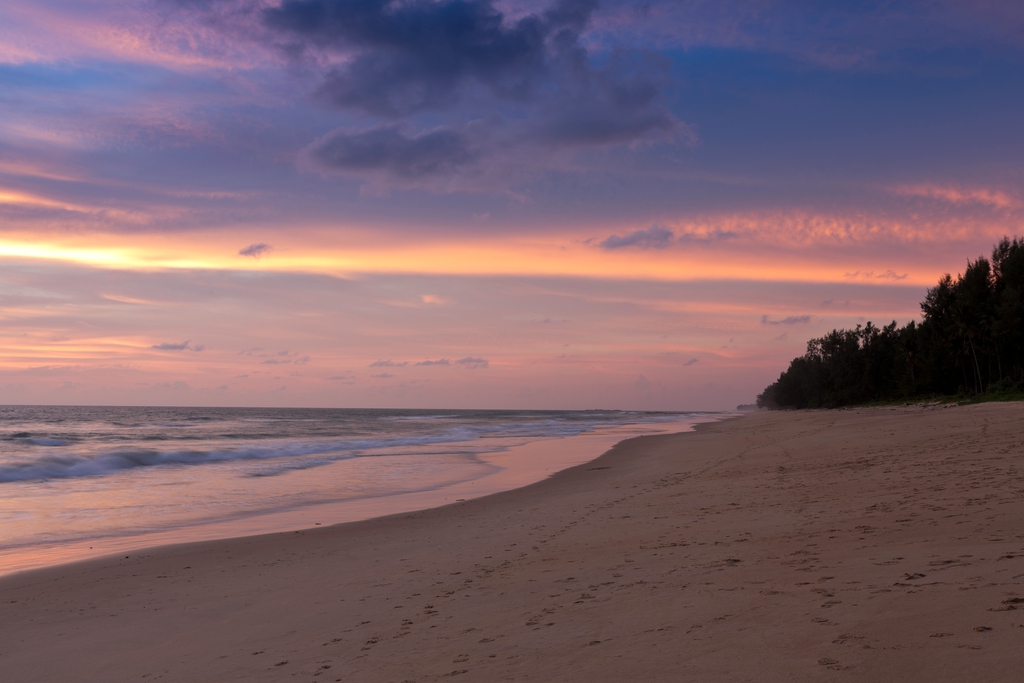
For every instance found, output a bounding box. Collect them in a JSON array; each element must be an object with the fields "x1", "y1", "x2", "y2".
[{"x1": 0, "y1": 412, "x2": 697, "y2": 483}]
